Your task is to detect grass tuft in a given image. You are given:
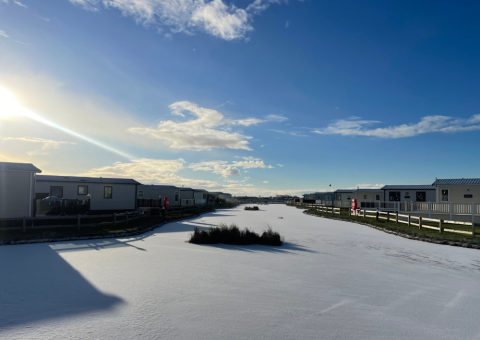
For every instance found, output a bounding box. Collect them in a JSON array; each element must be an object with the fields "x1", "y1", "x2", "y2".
[{"x1": 189, "y1": 223, "x2": 283, "y2": 246}]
